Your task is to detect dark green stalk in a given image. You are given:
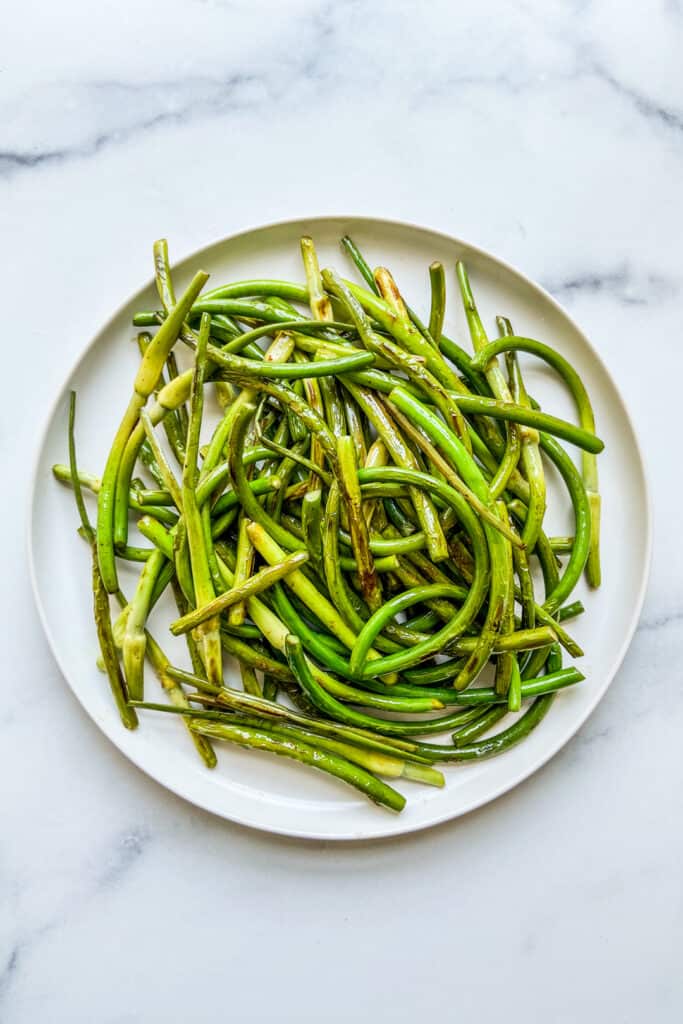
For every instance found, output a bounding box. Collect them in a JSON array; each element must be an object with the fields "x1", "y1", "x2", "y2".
[
  {"x1": 428, "y1": 261, "x2": 446, "y2": 344},
  {"x1": 167, "y1": 667, "x2": 433, "y2": 760},
  {"x1": 67, "y1": 392, "x2": 137, "y2": 729},
  {"x1": 190, "y1": 717, "x2": 406, "y2": 813},
  {"x1": 382, "y1": 390, "x2": 510, "y2": 687},
  {"x1": 471, "y1": 331, "x2": 602, "y2": 587},
  {"x1": 452, "y1": 706, "x2": 508, "y2": 746},
  {"x1": 340, "y1": 236, "x2": 379, "y2": 293}
]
